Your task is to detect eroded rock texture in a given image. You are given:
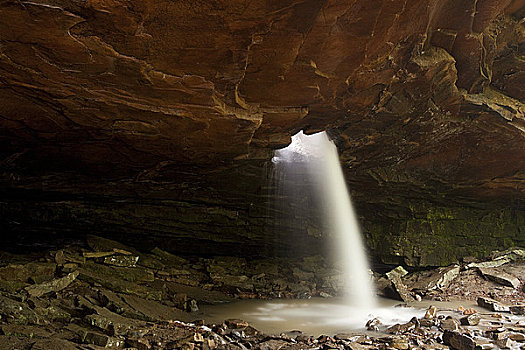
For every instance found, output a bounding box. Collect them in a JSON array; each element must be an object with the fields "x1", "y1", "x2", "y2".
[{"x1": 1, "y1": 0, "x2": 525, "y2": 266}]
